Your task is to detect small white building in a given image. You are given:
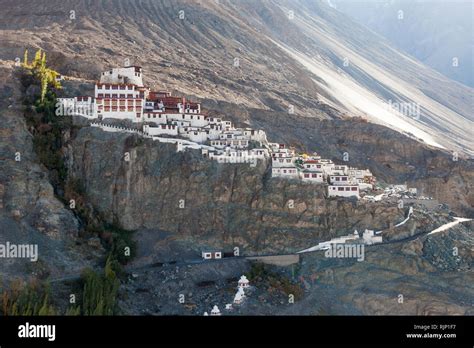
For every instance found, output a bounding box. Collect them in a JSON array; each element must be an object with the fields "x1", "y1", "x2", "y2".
[
  {"x1": 301, "y1": 160, "x2": 321, "y2": 171},
  {"x1": 332, "y1": 165, "x2": 349, "y2": 175},
  {"x1": 143, "y1": 124, "x2": 178, "y2": 137},
  {"x1": 363, "y1": 229, "x2": 383, "y2": 245},
  {"x1": 243, "y1": 128, "x2": 267, "y2": 143},
  {"x1": 100, "y1": 66, "x2": 144, "y2": 87},
  {"x1": 272, "y1": 167, "x2": 299, "y2": 179},
  {"x1": 301, "y1": 171, "x2": 324, "y2": 183},
  {"x1": 167, "y1": 112, "x2": 208, "y2": 128},
  {"x1": 329, "y1": 175, "x2": 351, "y2": 185},
  {"x1": 210, "y1": 139, "x2": 249, "y2": 149},
  {"x1": 201, "y1": 251, "x2": 222, "y2": 260},
  {"x1": 144, "y1": 112, "x2": 168, "y2": 124},
  {"x1": 317, "y1": 231, "x2": 360, "y2": 250},
  {"x1": 328, "y1": 185, "x2": 359, "y2": 198},
  {"x1": 272, "y1": 156, "x2": 294, "y2": 168}
]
